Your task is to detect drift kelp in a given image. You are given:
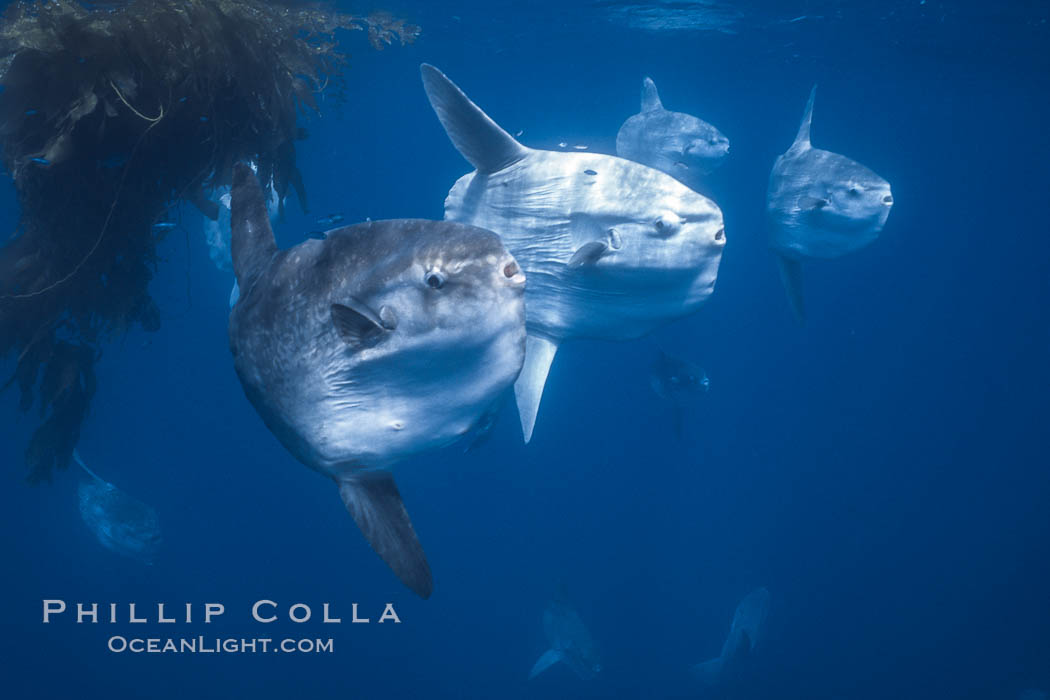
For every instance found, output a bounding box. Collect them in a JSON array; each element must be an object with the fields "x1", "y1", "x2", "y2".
[{"x1": 0, "y1": 0, "x2": 418, "y2": 482}]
